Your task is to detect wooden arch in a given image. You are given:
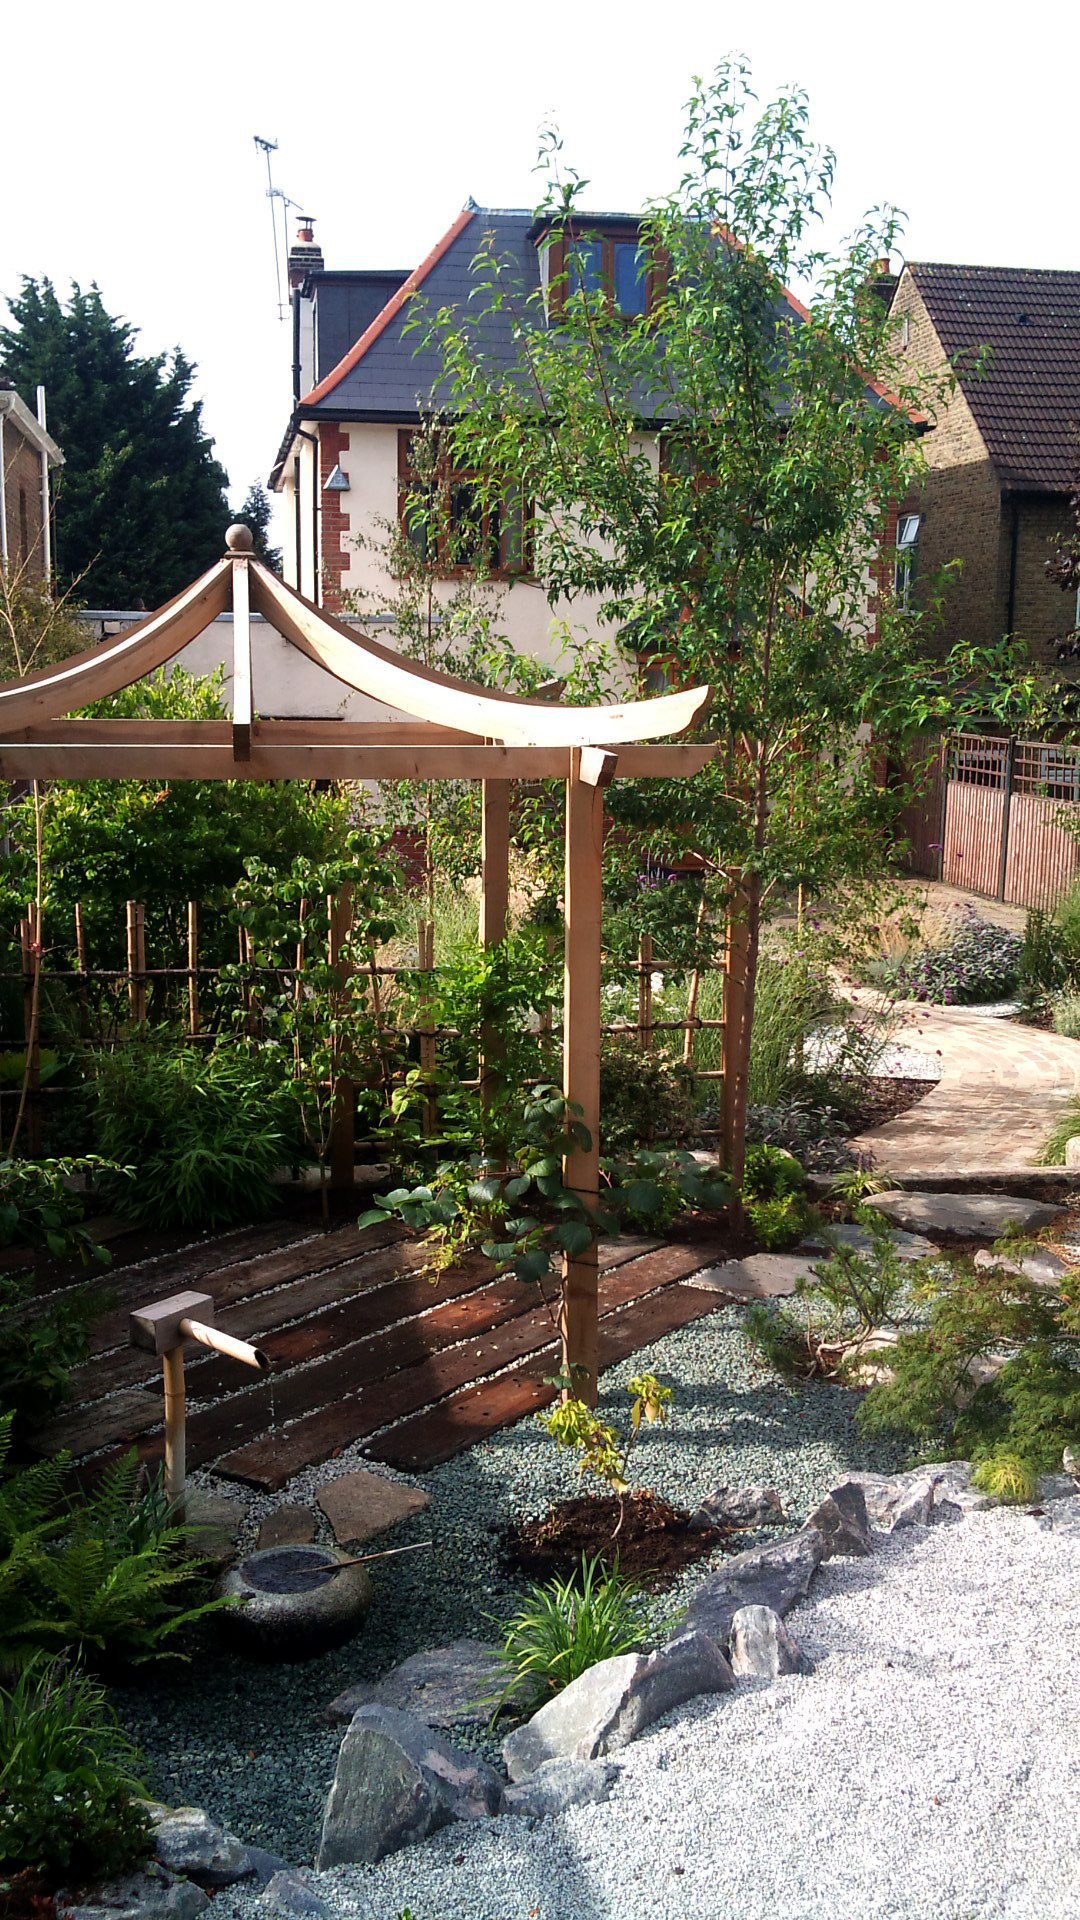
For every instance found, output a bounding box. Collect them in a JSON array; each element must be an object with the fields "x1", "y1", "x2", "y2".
[{"x1": 0, "y1": 528, "x2": 714, "y2": 1401}]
